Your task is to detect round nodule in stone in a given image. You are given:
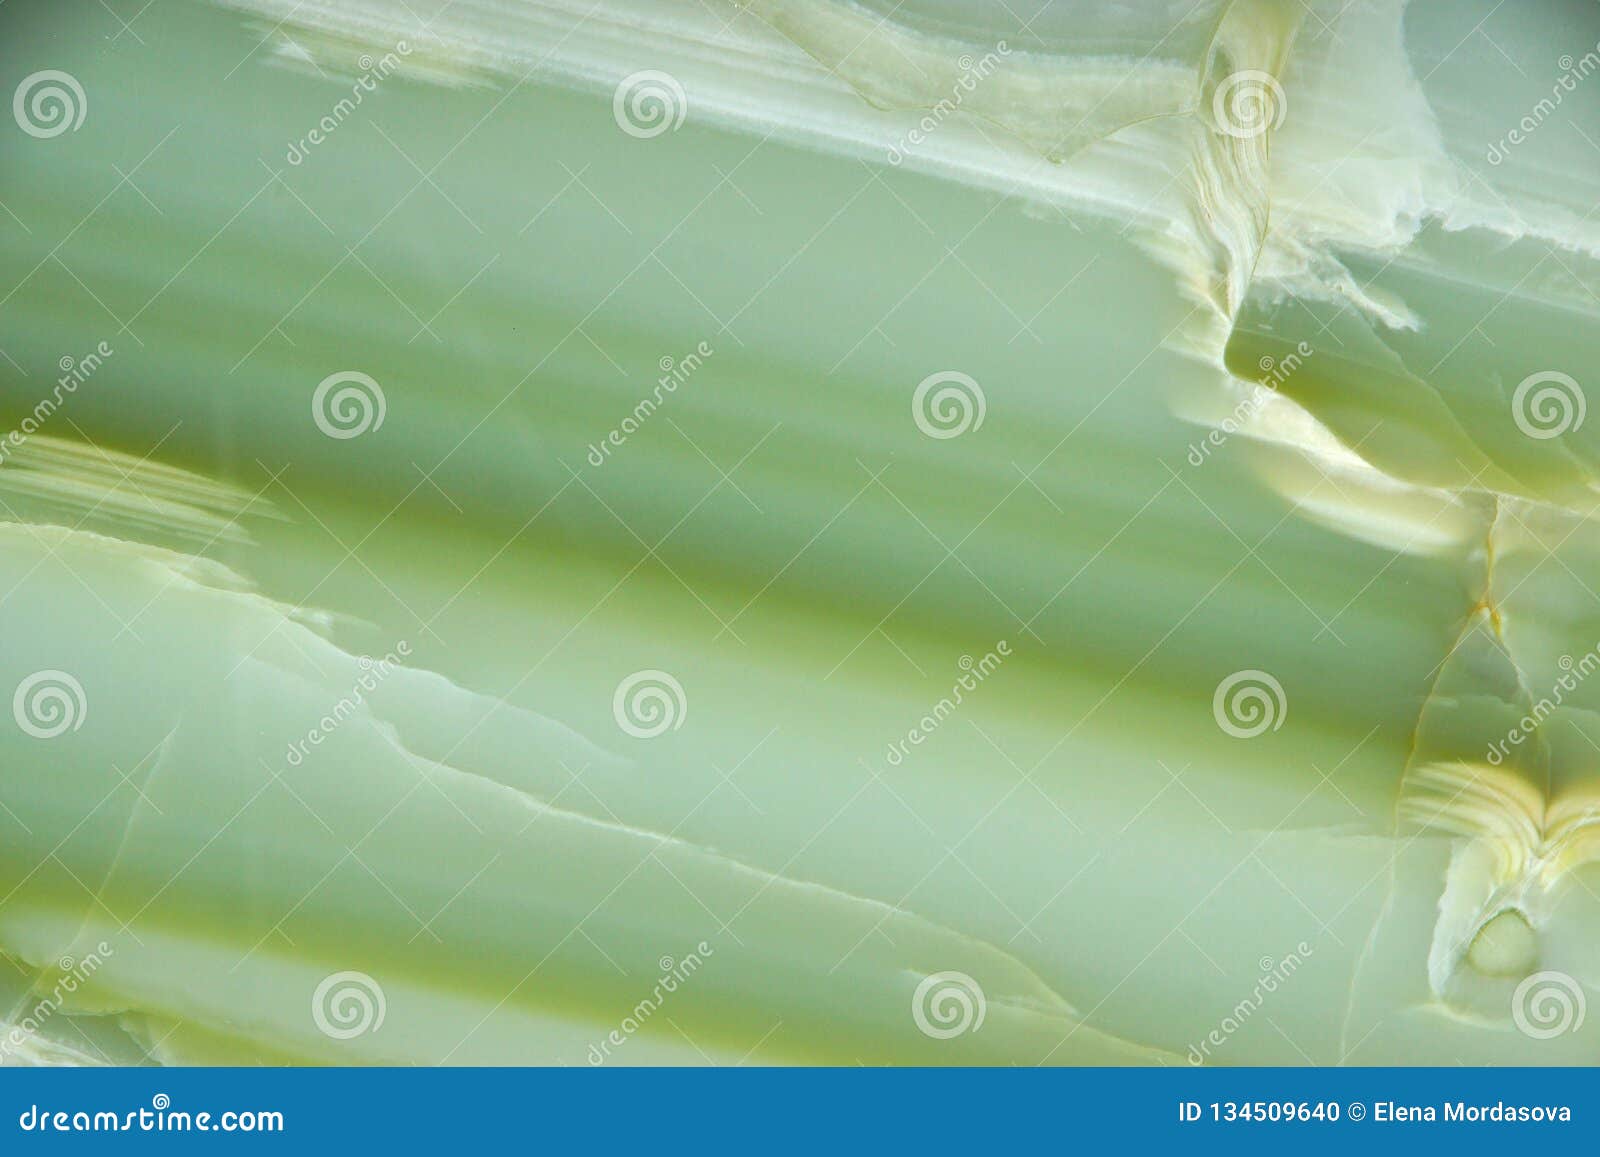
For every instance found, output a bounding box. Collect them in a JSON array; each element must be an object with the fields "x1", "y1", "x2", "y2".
[{"x1": 1466, "y1": 909, "x2": 1538, "y2": 978}]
